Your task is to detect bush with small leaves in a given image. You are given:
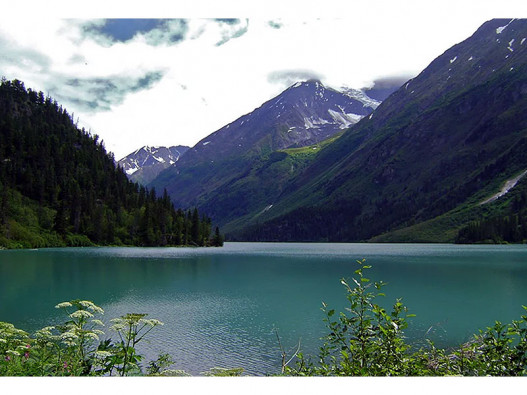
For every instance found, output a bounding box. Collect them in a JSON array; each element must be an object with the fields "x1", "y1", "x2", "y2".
[
  {"x1": 287, "y1": 259, "x2": 416, "y2": 376},
  {"x1": 286, "y1": 260, "x2": 527, "y2": 376}
]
